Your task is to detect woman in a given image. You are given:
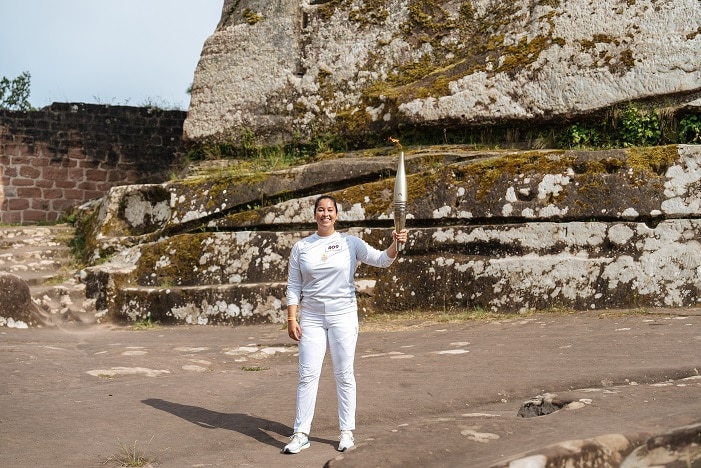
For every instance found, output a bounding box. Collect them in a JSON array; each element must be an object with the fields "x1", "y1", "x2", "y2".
[{"x1": 283, "y1": 195, "x2": 407, "y2": 454}]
